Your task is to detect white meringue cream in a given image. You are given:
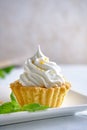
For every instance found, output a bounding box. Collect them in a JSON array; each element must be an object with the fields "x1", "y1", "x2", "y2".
[{"x1": 19, "y1": 46, "x2": 65, "y2": 87}]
